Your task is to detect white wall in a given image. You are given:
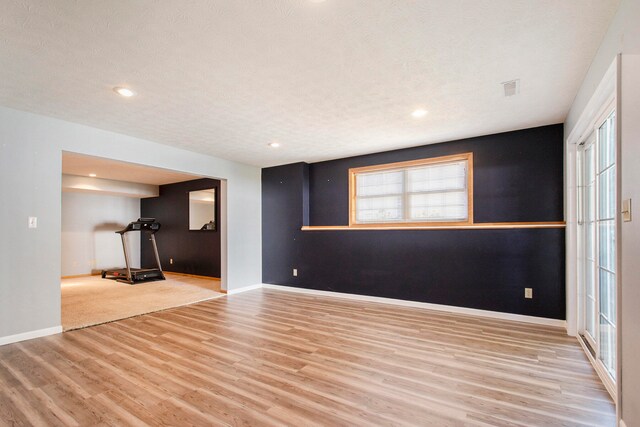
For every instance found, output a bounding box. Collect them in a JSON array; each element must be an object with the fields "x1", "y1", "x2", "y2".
[
  {"x1": 0, "y1": 105, "x2": 261, "y2": 341},
  {"x1": 620, "y1": 52, "x2": 640, "y2": 427},
  {"x1": 565, "y1": 0, "x2": 640, "y2": 424},
  {"x1": 62, "y1": 174, "x2": 159, "y2": 198},
  {"x1": 61, "y1": 192, "x2": 141, "y2": 276},
  {"x1": 565, "y1": 7, "x2": 625, "y2": 134}
]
